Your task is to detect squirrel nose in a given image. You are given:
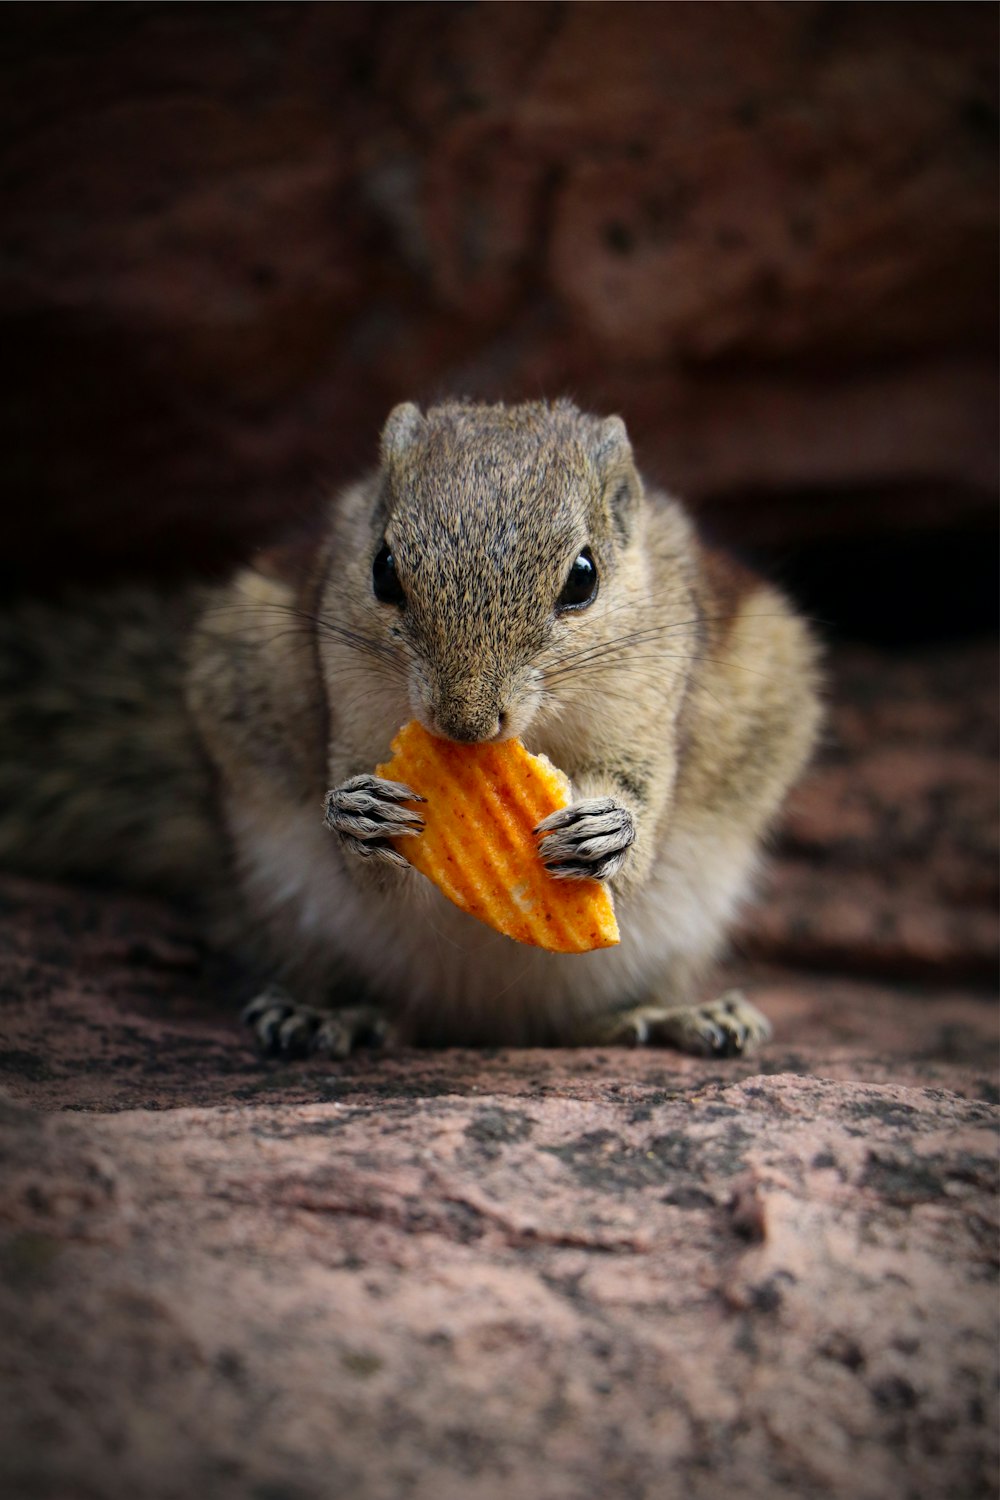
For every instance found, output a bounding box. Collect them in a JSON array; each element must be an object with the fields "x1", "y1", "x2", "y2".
[
  {"x1": 434, "y1": 713, "x2": 502, "y2": 744},
  {"x1": 431, "y1": 703, "x2": 506, "y2": 744}
]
